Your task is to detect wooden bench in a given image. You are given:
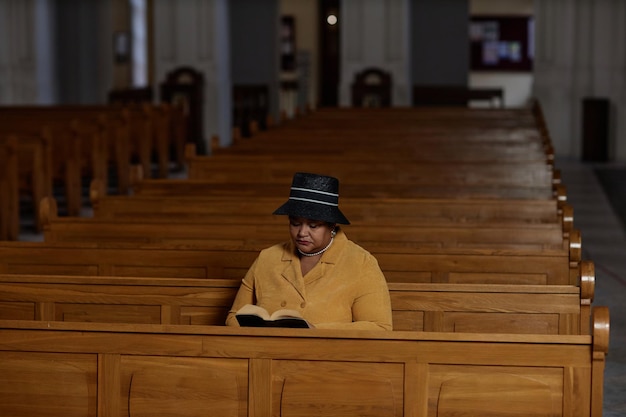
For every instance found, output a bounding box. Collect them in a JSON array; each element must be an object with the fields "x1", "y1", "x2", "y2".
[
  {"x1": 189, "y1": 161, "x2": 557, "y2": 188},
  {"x1": 263, "y1": 105, "x2": 542, "y2": 125},
  {"x1": 39, "y1": 203, "x2": 574, "y2": 253},
  {"x1": 0, "y1": 240, "x2": 582, "y2": 285},
  {"x1": 0, "y1": 138, "x2": 19, "y2": 240},
  {"x1": 0, "y1": 270, "x2": 594, "y2": 335},
  {"x1": 0, "y1": 307, "x2": 609, "y2": 417},
  {"x1": 0, "y1": 102, "x2": 178, "y2": 188},
  {"x1": 219, "y1": 128, "x2": 552, "y2": 158},
  {"x1": 224, "y1": 106, "x2": 548, "y2": 136},
  {"x1": 110, "y1": 102, "x2": 179, "y2": 178},
  {"x1": 213, "y1": 106, "x2": 554, "y2": 168},
  {"x1": 211, "y1": 119, "x2": 550, "y2": 150},
  {"x1": 130, "y1": 176, "x2": 562, "y2": 201},
  {"x1": 184, "y1": 157, "x2": 557, "y2": 189},
  {"x1": 0, "y1": 129, "x2": 53, "y2": 225},
  {"x1": 89, "y1": 180, "x2": 574, "y2": 231},
  {"x1": 0, "y1": 123, "x2": 76, "y2": 224},
  {"x1": 0, "y1": 108, "x2": 118, "y2": 216}
]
